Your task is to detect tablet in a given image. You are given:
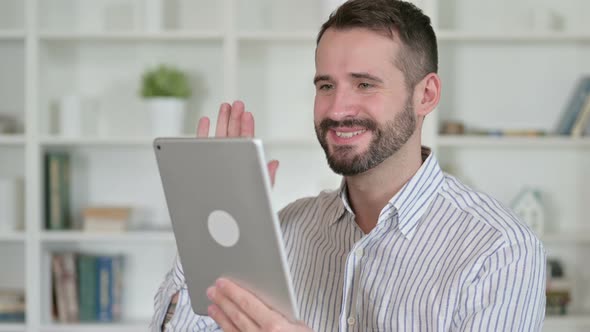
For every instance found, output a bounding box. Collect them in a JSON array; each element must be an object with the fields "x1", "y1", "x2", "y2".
[{"x1": 153, "y1": 137, "x2": 299, "y2": 321}]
